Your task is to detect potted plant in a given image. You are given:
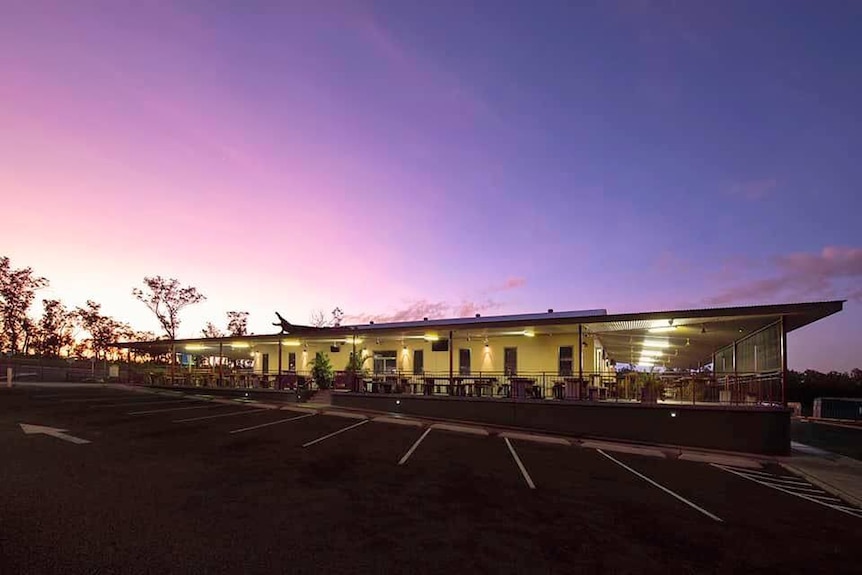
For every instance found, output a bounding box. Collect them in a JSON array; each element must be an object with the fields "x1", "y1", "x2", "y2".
[
  {"x1": 344, "y1": 350, "x2": 370, "y2": 392},
  {"x1": 640, "y1": 373, "x2": 664, "y2": 404},
  {"x1": 310, "y1": 351, "x2": 334, "y2": 390}
]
